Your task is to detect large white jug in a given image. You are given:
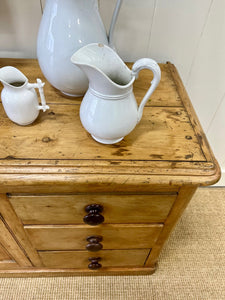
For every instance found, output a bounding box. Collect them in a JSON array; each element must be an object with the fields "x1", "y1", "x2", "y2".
[{"x1": 37, "y1": 0, "x2": 123, "y2": 97}]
